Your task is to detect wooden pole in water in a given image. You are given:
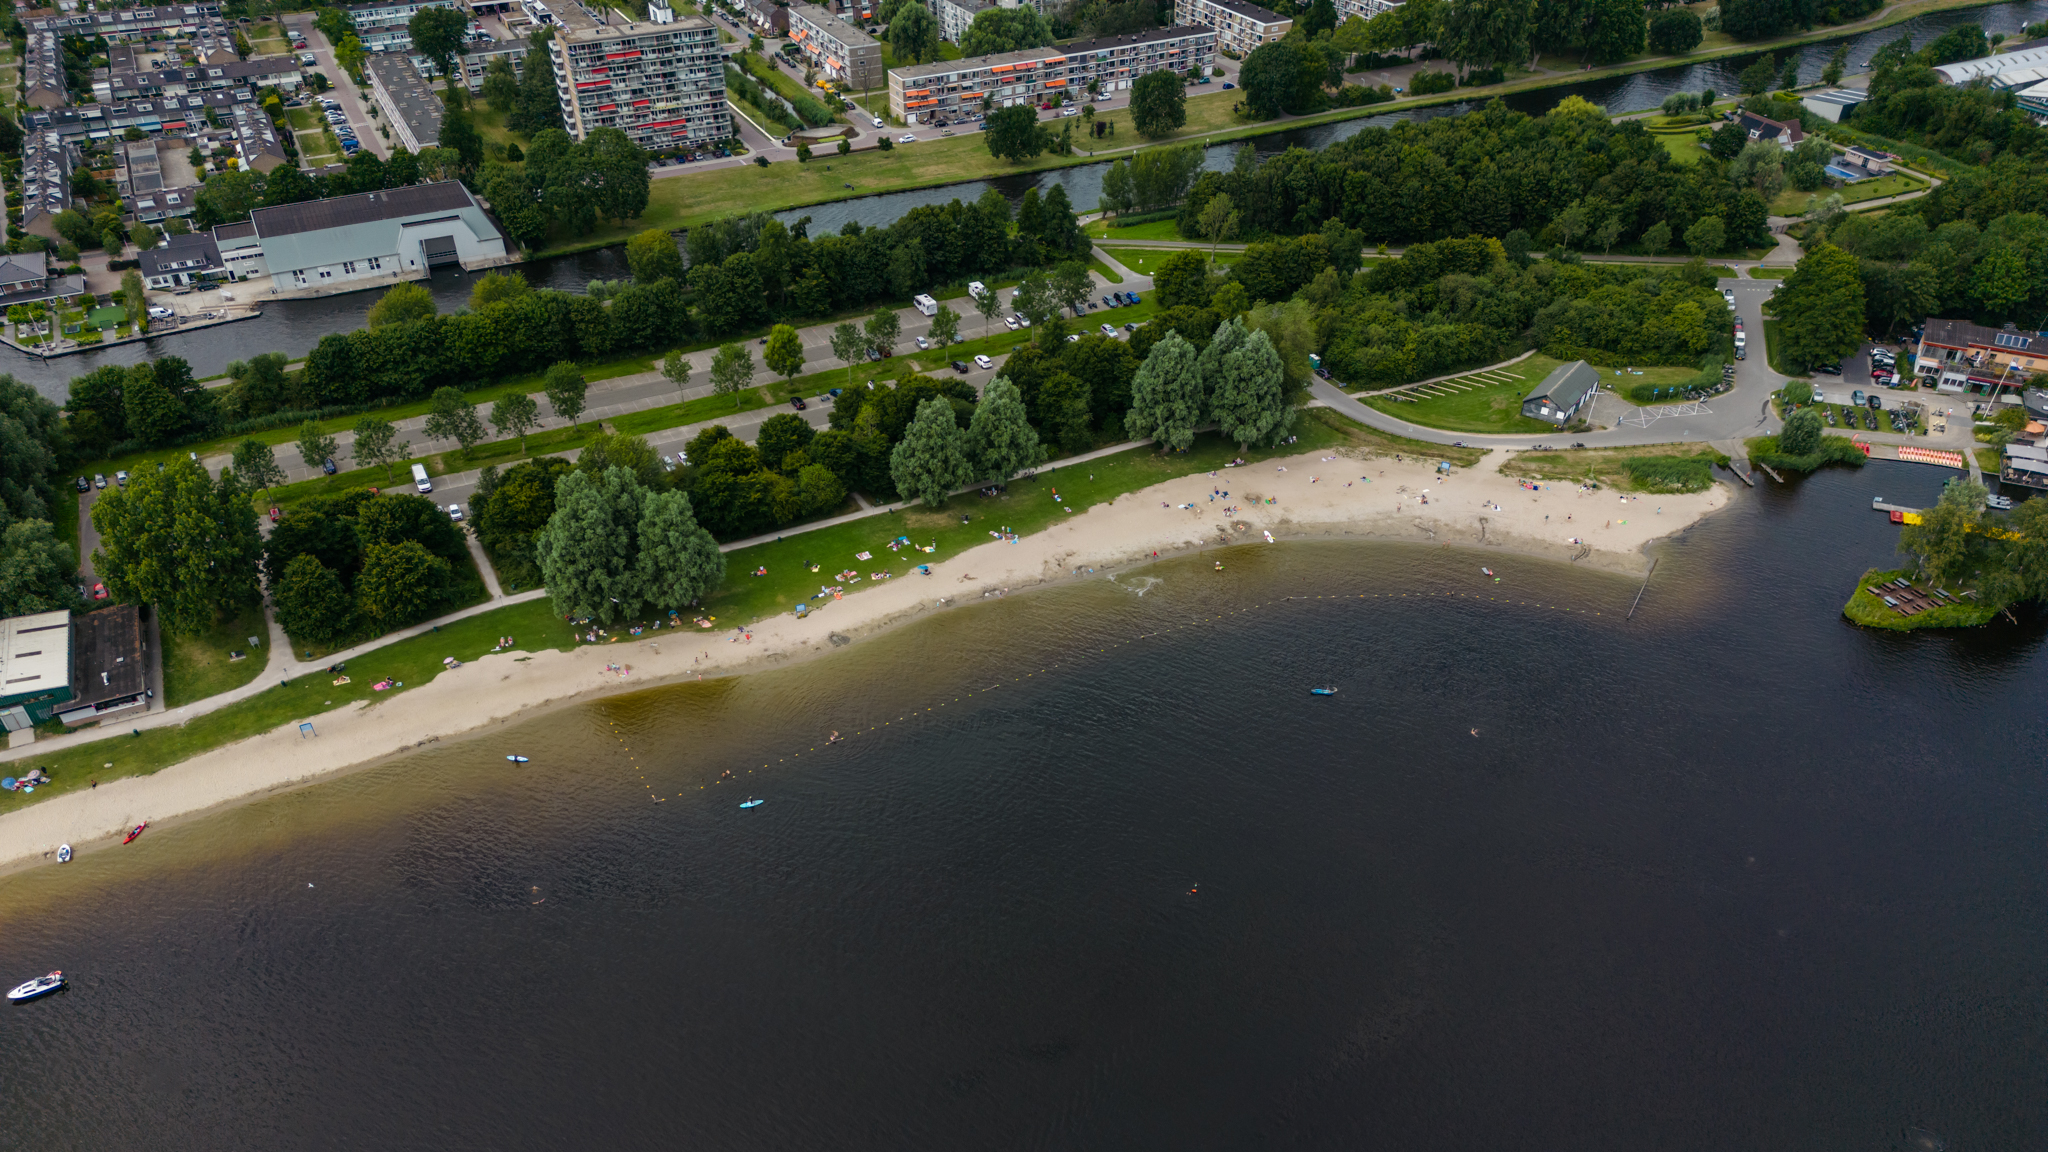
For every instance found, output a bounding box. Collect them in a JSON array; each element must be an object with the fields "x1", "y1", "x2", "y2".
[{"x1": 1627, "y1": 558, "x2": 1659, "y2": 620}]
